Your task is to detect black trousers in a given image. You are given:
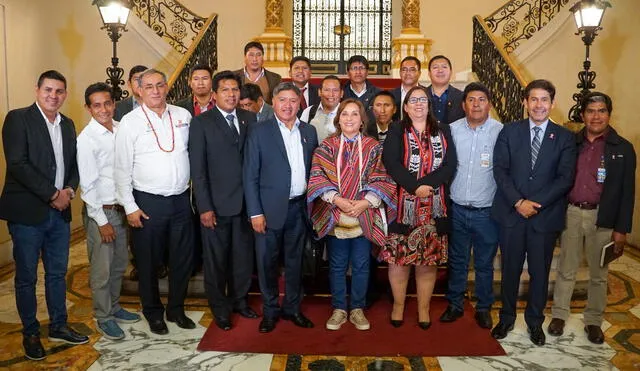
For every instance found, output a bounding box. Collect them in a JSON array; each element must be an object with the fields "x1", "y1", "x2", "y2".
[
  {"x1": 498, "y1": 221, "x2": 558, "y2": 328},
  {"x1": 255, "y1": 198, "x2": 308, "y2": 319},
  {"x1": 131, "y1": 190, "x2": 194, "y2": 321},
  {"x1": 201, "y1": 213, "x2": 254, "y2": 319}
]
